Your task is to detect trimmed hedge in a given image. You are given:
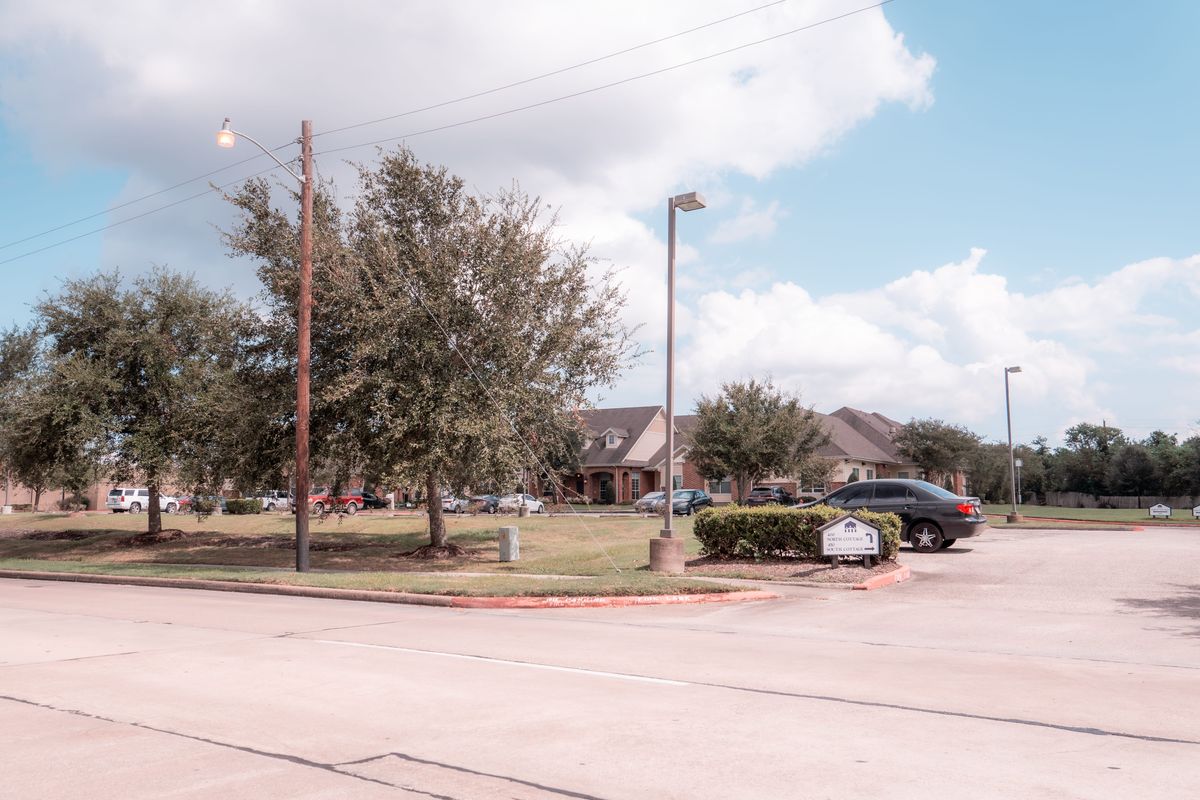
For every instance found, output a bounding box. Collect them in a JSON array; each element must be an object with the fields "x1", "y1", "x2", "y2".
[
  {"x1": 225, "y1": 498, "x2": 262, "y2": 515},
  {"x1": 693, "y1": 505, "x2": 901, "y2": 561}
]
